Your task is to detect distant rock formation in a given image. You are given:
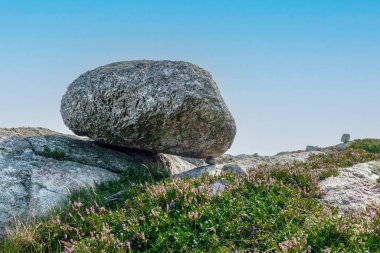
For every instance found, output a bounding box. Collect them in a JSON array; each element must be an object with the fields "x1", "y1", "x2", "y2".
[
  {"x1": 341, "y1": 133, "x2": 350, "y2": 143},
  {"x1": 61, "y1": 60, "x2": 236, "y2": 158},
  {"x1": 305, "y1": 145, "x2": 321, "y2": 152}
]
